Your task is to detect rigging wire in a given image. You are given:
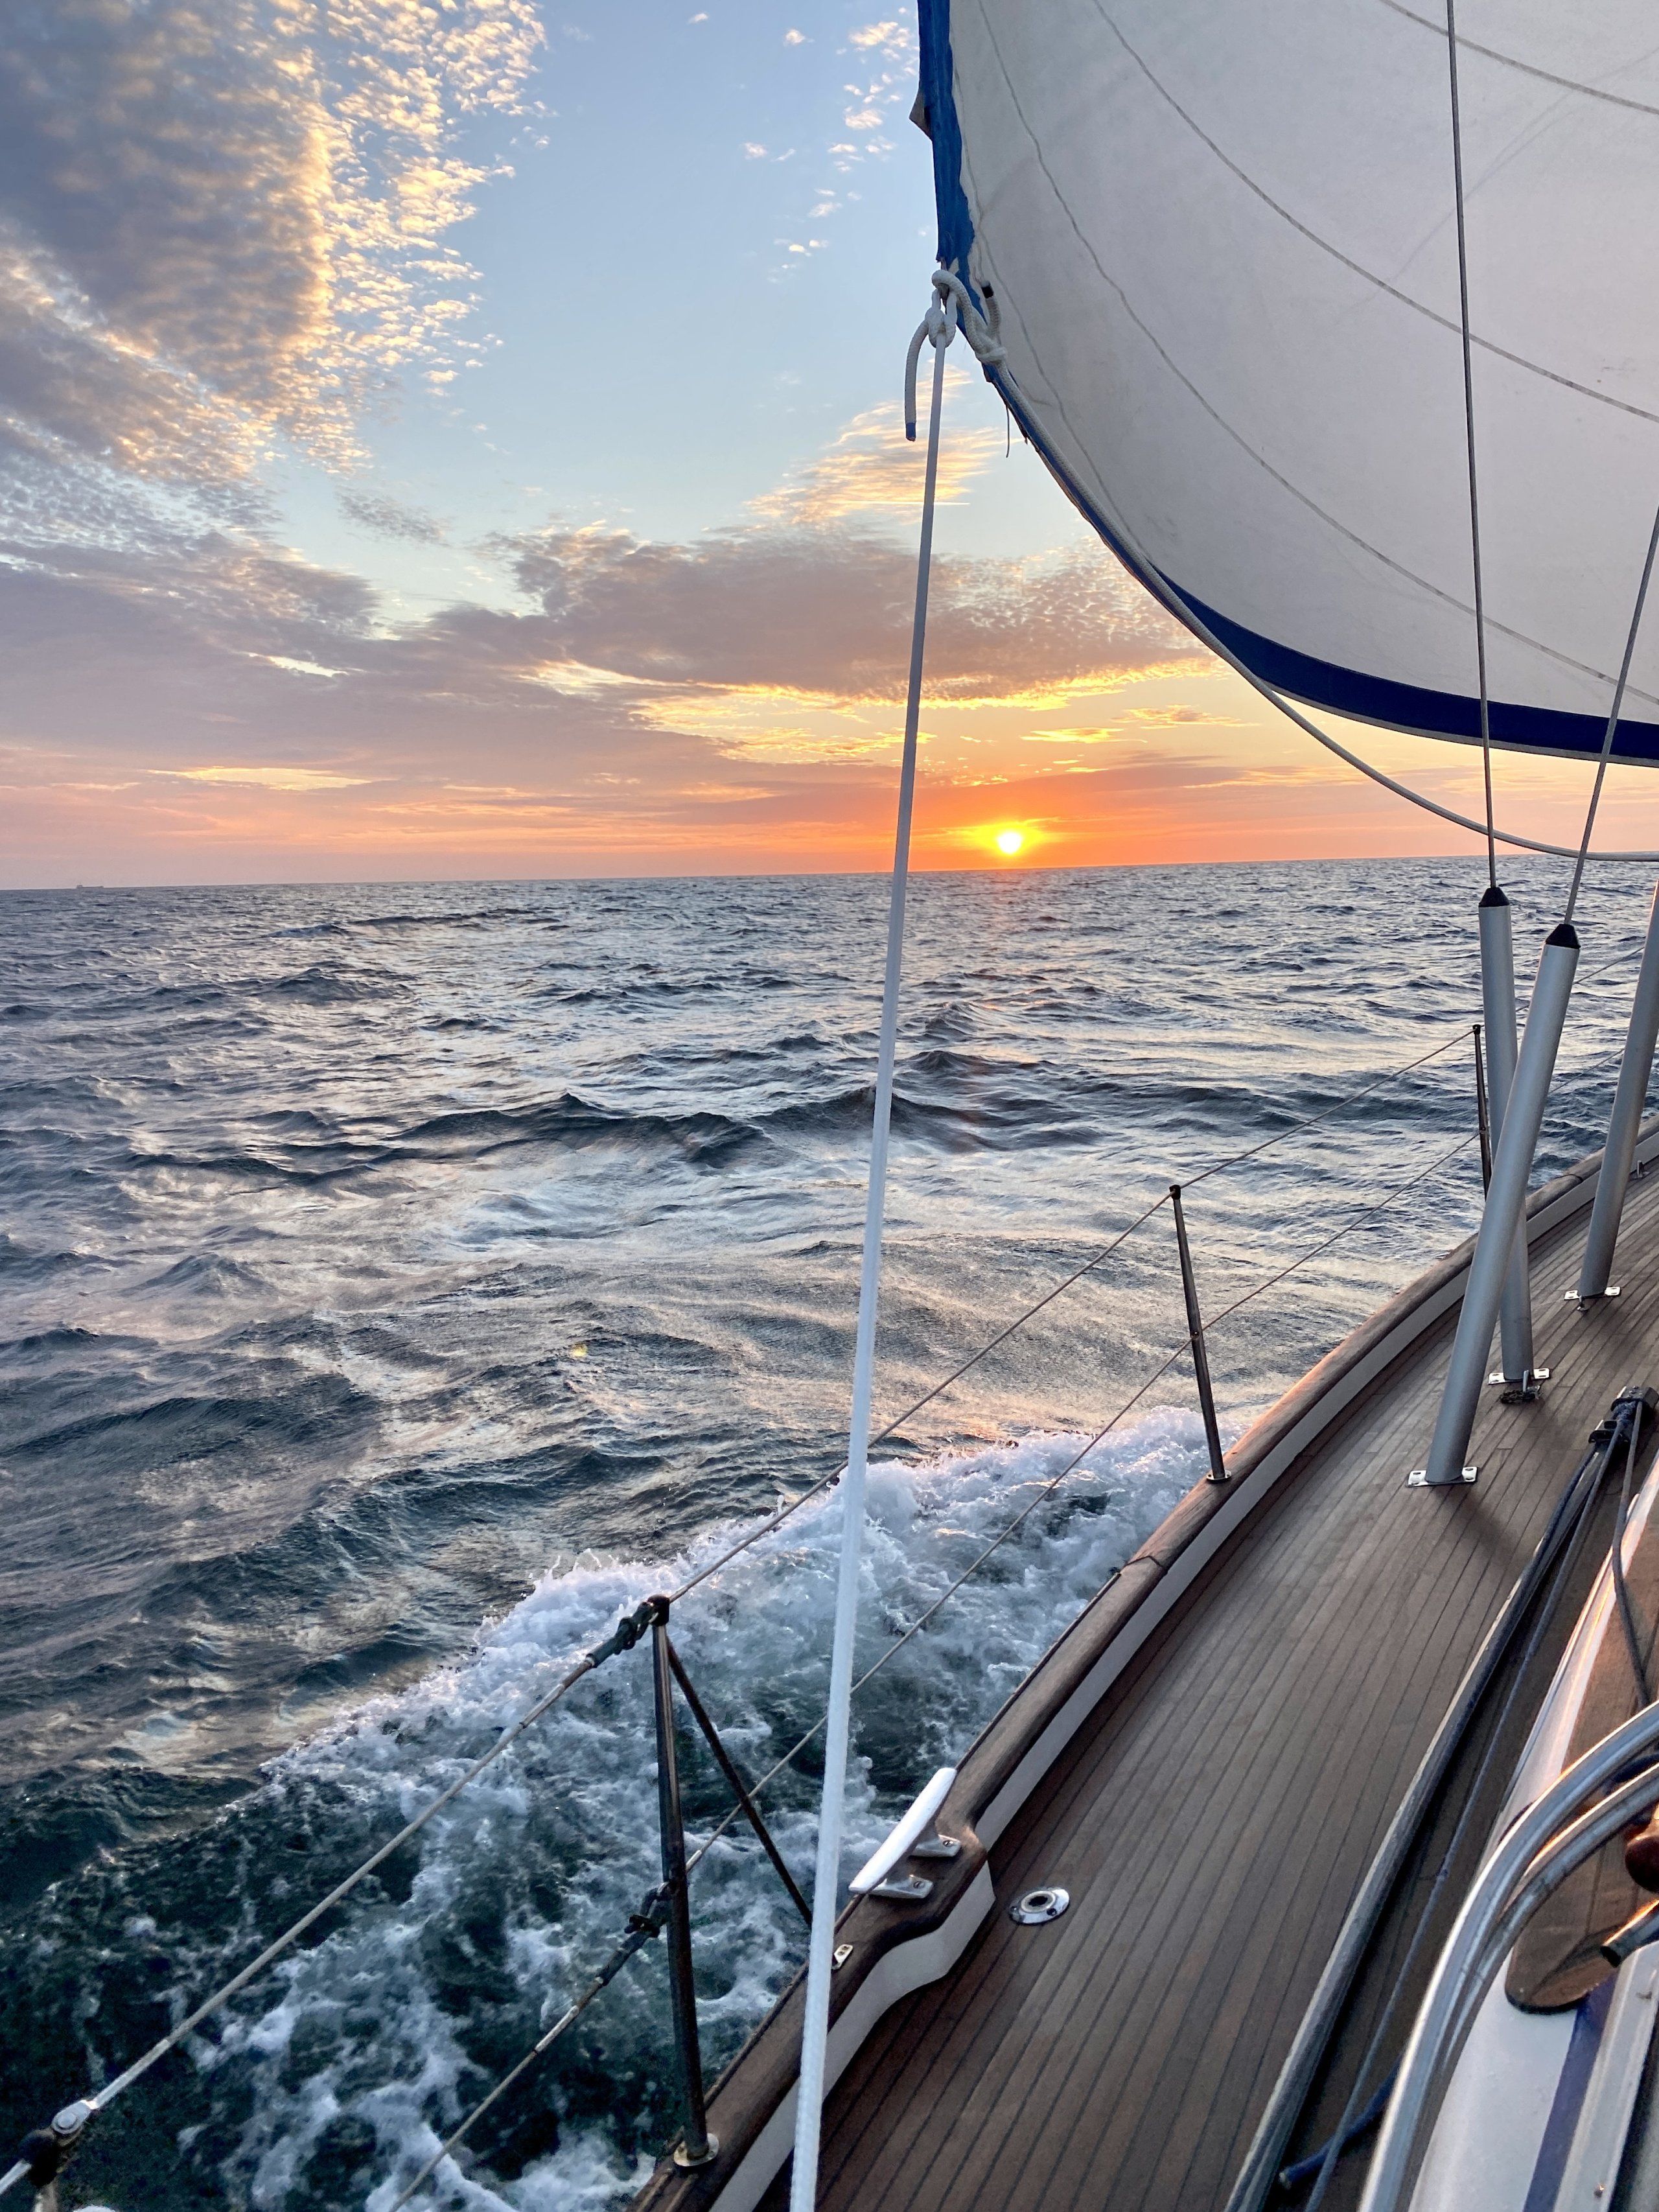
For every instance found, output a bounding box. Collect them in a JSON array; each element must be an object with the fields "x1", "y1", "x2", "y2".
[
  {"x1": 977, "y1": 371, "x2": 1659, "y2": 867},
  {"x1": 1444, "y1": 0, "x2": 1498, "y2": 887},
  {"x1": 676, "y1": 937, "x2": 1647, "y2": 1600},
  {"x1": 681, "y1": 1127, "x2": 1481, "y2": 1879},
  {"x1": 8, "y1": 926, "x2": 1649, "y2": 2202},
  {"x1": 380, "y1": 1127, "x2": 1491, "y2": 2212},
  {"x1": 382, "y1": 1906, "x2": 667, "y2": 2212},
  {"x1": 0, "y1": 1026, "x2": 1518, "y2": 2207},
  {"x1": 1564, "y1": 499, "x2": 1659, "y2": 926},
  {"x1": 669, "y1": 1025, "x2": 1479, "y2": 1607}
]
